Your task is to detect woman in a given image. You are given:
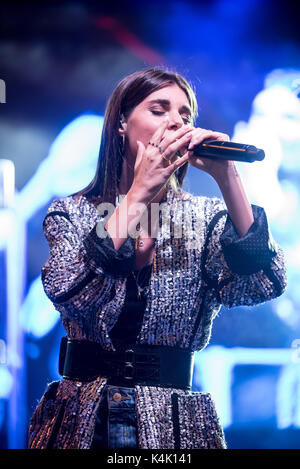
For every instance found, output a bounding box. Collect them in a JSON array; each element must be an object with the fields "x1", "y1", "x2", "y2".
[{"x1": 28, "y1": 68, "x2": 286, "y2": 449}]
